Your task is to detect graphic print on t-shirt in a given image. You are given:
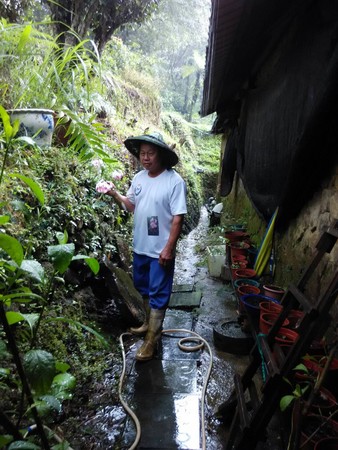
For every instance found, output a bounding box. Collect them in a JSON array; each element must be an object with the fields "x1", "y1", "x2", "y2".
[{"x1": 147, "y1": 216, "x2": 159, "y2": 235}]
